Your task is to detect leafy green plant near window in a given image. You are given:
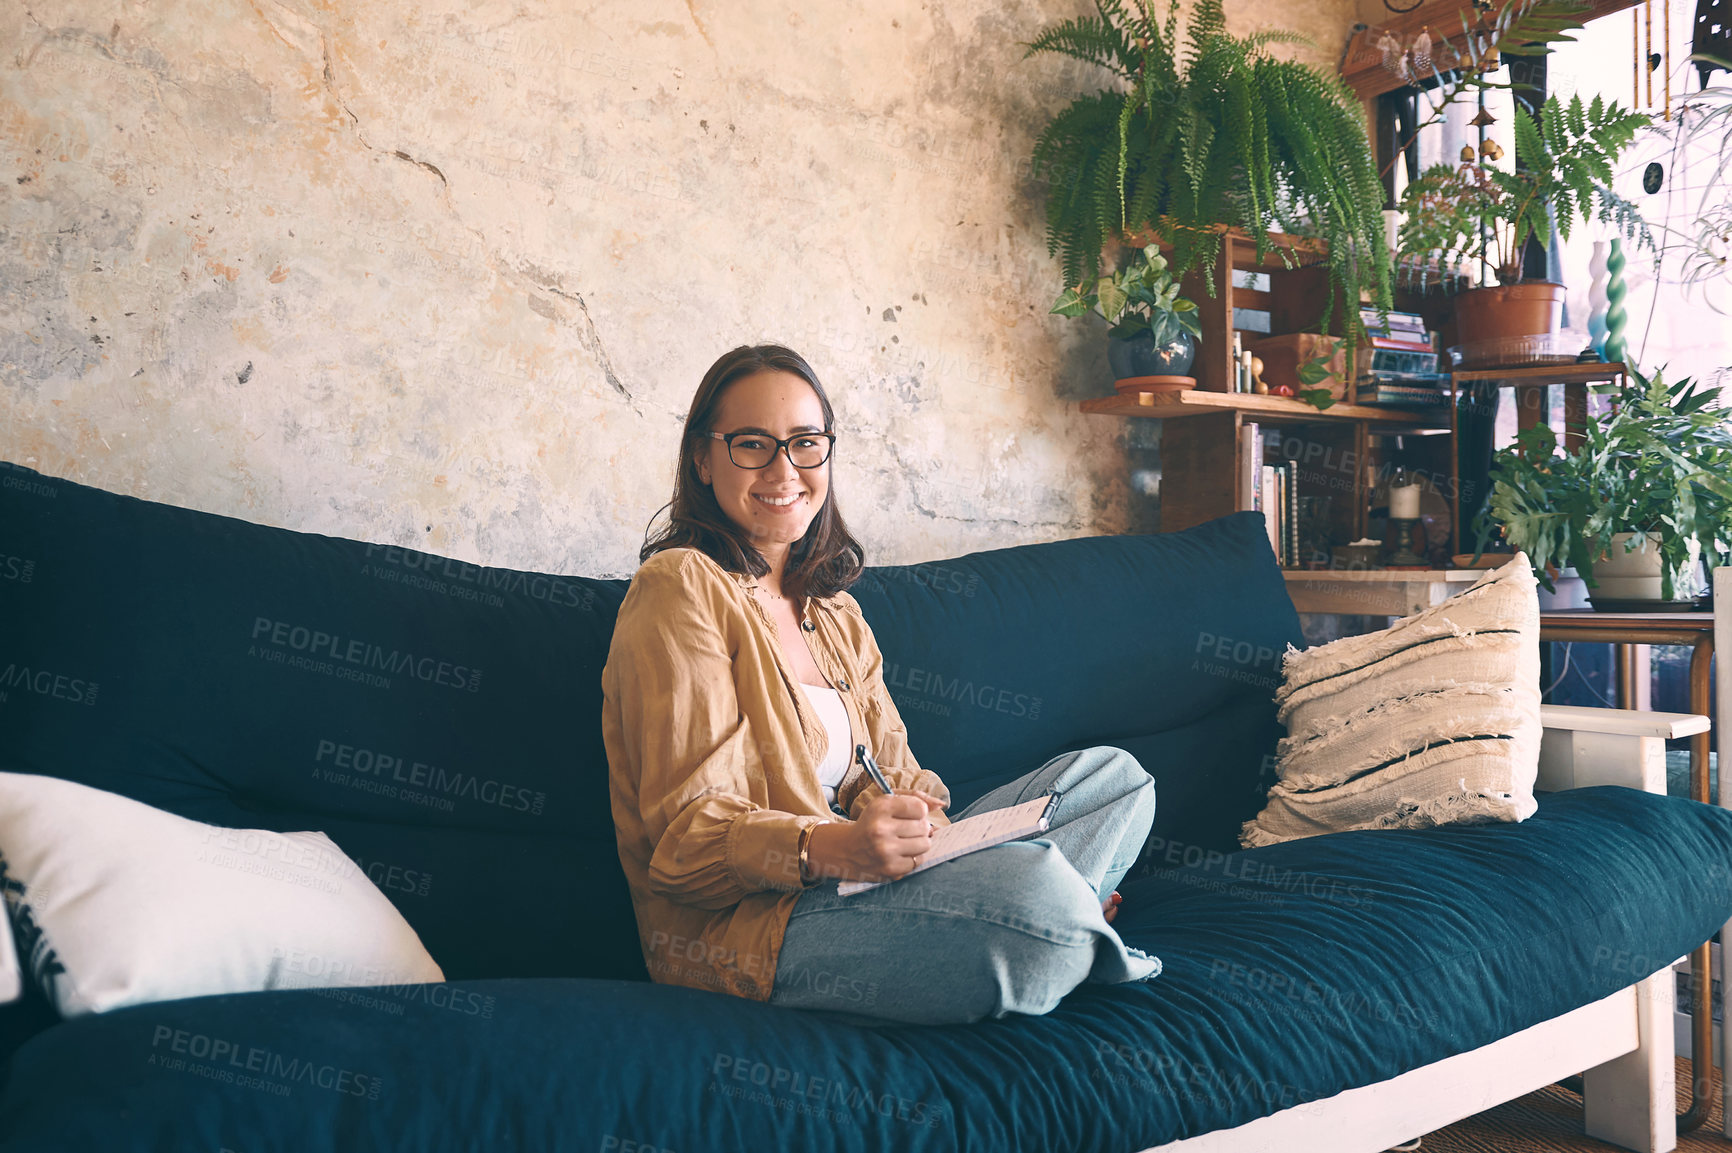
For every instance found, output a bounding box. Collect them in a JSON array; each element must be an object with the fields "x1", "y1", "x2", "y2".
[
  {"x1": 1475, "y1": 369, "x2": 1732, "y2": 598},
  {"x1": 1024, "y1": 0, "x2": 1393, "y2": 330},
  {"x1": 1049, "y1": 244, "x2": 1202, "y2": 345},
  {"x1": 1396, "y1": 93, "x2": 1653, "y2": 288}
]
